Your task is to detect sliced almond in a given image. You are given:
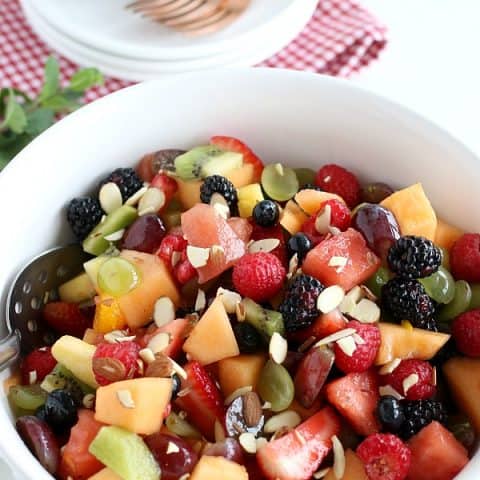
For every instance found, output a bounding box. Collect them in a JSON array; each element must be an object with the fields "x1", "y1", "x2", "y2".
[
  {"x1": 29, "y1": 370, "x2": 37, "y2": 385},
  {"x1": 336, "y1": 335, "x2": 357, "y2": 357},
  {"x1": 269, "y1": 332, "x2": 288, "y2": 364},
  {"x1": 328, "y1": 255, "x2": 348, "y2": 273},
  {"x1": 262, "y1": 401, "x2": 272, "y2": 410},
  {"x1": 329, "y1": 226, "x2": 341, "y2": 235},
  {"x1": 113, "y1": 335, "x2": 137, "y2": 343},
  {"x1": 271, "y1": 426, "x2": 291, "y2": 441},
  {"x1": 217, "y1": 287, "x2": 241, "y2": 314},
  {"x1": 315, "y1": 204, "x2": 331, "y2": 234},
  {"x1": 147, "y1": 332, "x2": 171, "y2": 354},
  {"x1": 136, "y1": 358, "x2": 144, "y2": 376},
  {"x1": 313, "y1": 468, "x2": 330, "y2": 479},
  {"x1": 210, "y1": 245, "x2": 225, "y2": 262},
  {"x1": 139, "y1": 348, "x2": 156, "y2": 364},
  {"x1": 350, "y1": 298, "x2": 380, "y2": 324},
  {"x1": 236, "y1": 301, "x2": 246, "y2": 322},
  {"x1": 248, "y1": 238, "x2": 280, "y2": 254},
  {"x1": 214, "y1": 419, "x2": 226, "y2": 442},
  {"x1": 379, "y1": 358, "x2": 402, "y2": 375},
  {"x1": 242, "y1": 391, "x2": 263, "y2": 427},
  {"x1": 166, "y1": 441, "x2": 180, "y2": 454},
  {"x1": 360, "y1": 284, "x2": 378, "y2": 302},
  {"x1": 138, "y1": 187, "x2": 165, "y2": 215},
  {"x1": 403, "y1": 373, "x2": 419, "y2": 395},
  {"x1": 186, "y1": 245, "x2": 210, "y2": 268},
  {"x1": 170, "y1": 357, "x2": 188, "y2": 380},
  {"x1": 116, "y1": 389, "x2": 135, "y2": 409},
  {"x1": 179, "y1": 475, "x2": 190, "y2": 480},
  {"x1": 332, "y1": 435, "x2": 346, "y2": 480},
  {"x1": 379, "y1": 385, "x2": 404, "y2": 400},
  {"x1": 82, "y1": 393, "x2": 95, "y2": 409},
  {"x1": 339, "y1": 285, "x2": 363, "y2": 314},
  {"x1": 298, "y1": 335, "x2": 317, "y2": 353},
  {"x1": 99, "y1": 182, "x2": 123, "y2": 214},
  {"x1": 224, "y1": 385, "x2": 252, "y2": 406},
  {"x1": 317, "y1": 285, "x2": 345, "y2": 314},
  {"x1": 210, "y1": 193, "x2": 230, "y2": 219},
  {"x1": 171, "y1": 251, "x2": 182, "y2": 267},
  {"x1": 352, "y1": 333, "x2": 366, "y2": 345},
  {"x1": 239, "y1": 432, "x2": 257, "y2": 454},
  {"x1": 294, "y1": 430, "x2": 306, "y2": 445},
  {"x1": 264, "y1": 410, "x2": 301, "y2": 433},
  {"x1": 92, "y1": 357, "x2": 126, "y2": 383},
  {"x1": 256, "y1": 437, "x2": 268, "y2": 450},
  {"x1": 145, "y1": 353, "x2": 173, "y2": 378},
  {"x1": 103, "y1": 329, "x2": 130, "y2": 344},
  {"x1": 287, "y1": 253, "x2": 299, "y2": 279},
  {"x1": 104, "y1": 229, "x2": 125, "y2": 242},
  {"x1": 194, "y1": 289, "x2": 206, "y2": 312},
  {"x1": 153, "y1": 296, "x2": 175, "y2": 328},
  {"x1": 125, "y1": 186, "x2": 148, "y2": 206},
  {"x1": 432, "y1": 366, "x2": 437, "y2": 386},
  {"x1": 314, "y1": 328, "x2": 356, "y2": 348}
]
